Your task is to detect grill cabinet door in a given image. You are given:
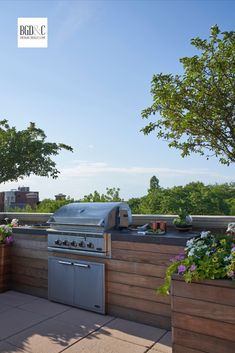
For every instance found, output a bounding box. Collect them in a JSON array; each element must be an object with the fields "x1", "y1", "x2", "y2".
[
  {"x1": 73, "y1": 261, "x2": 105, "y2": 314},
  {"x1": 48, "y1": 257, "x2": 74, "y2": 305}
]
